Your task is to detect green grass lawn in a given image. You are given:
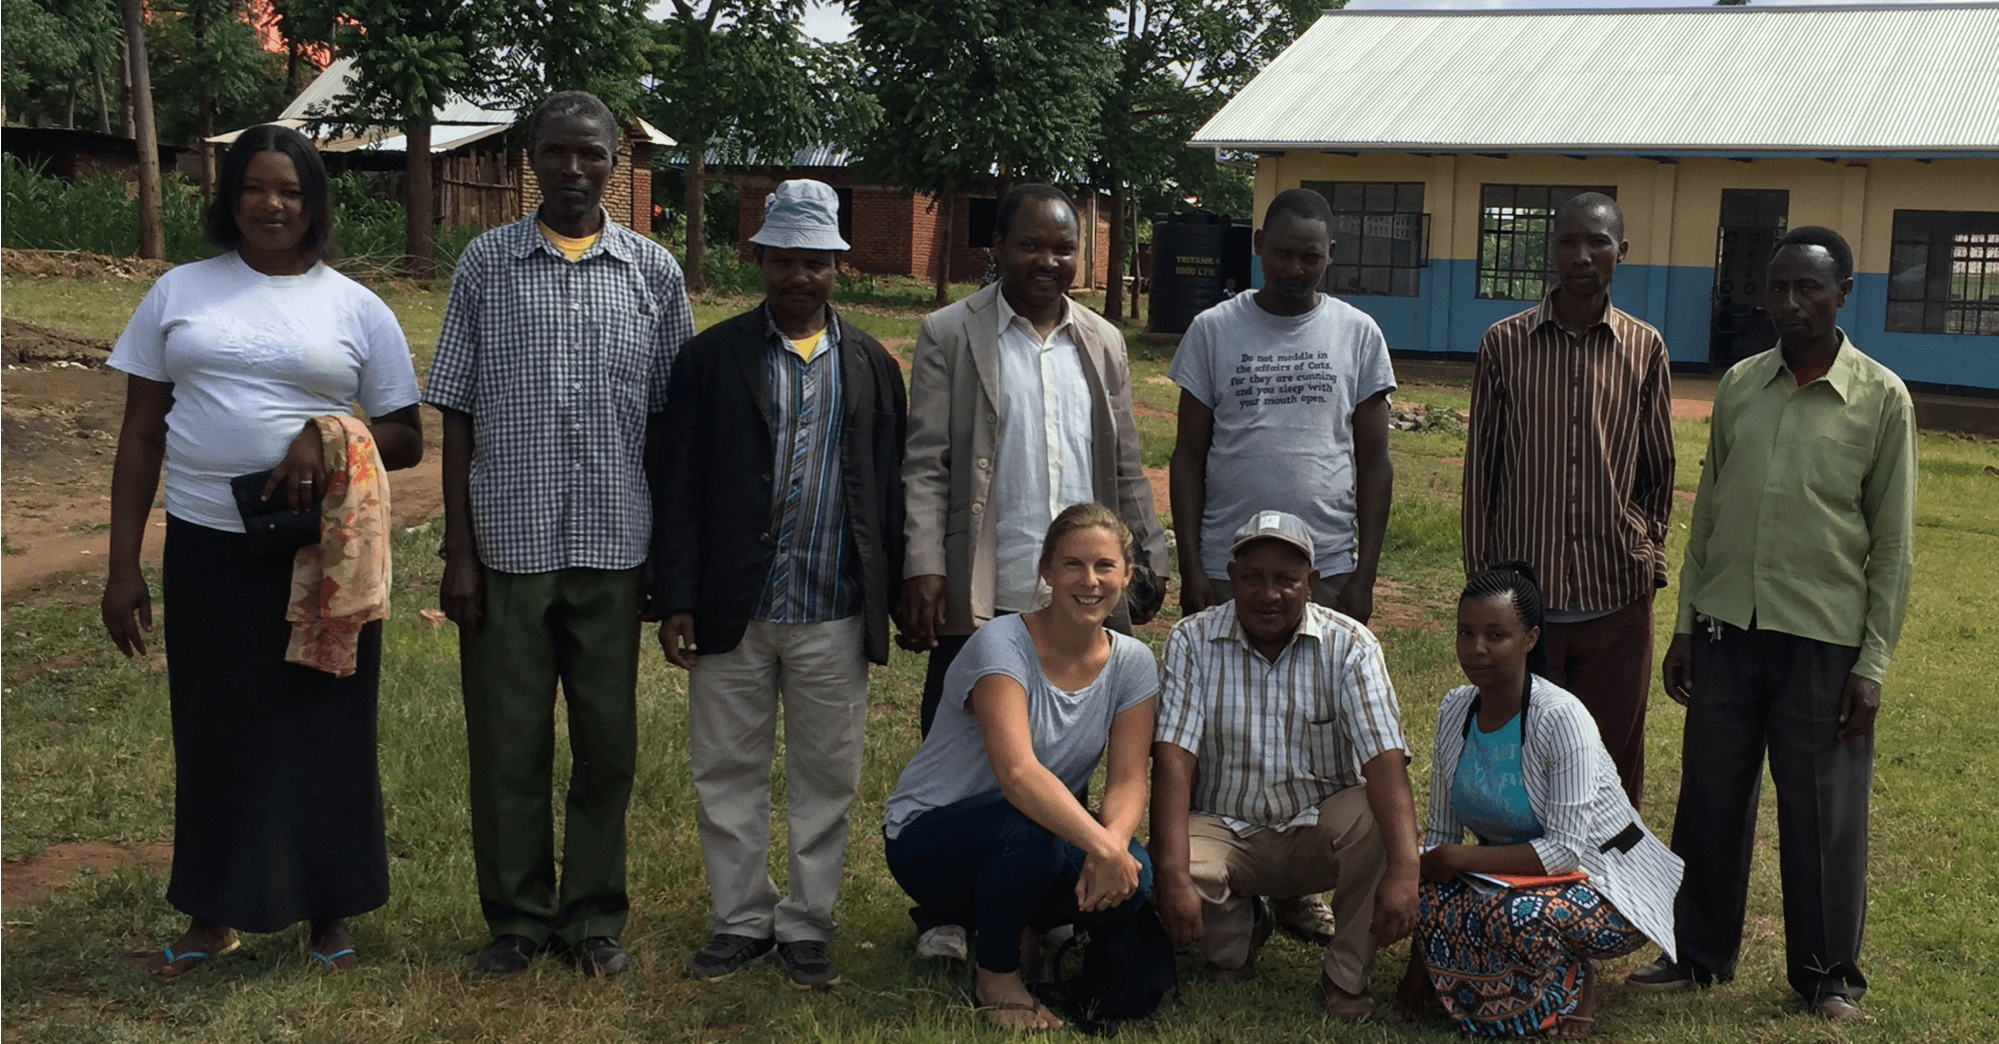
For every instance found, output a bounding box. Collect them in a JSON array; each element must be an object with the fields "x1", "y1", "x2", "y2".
[{"x1": 5, "y1": 275, "x2": 1999, "y2": 1041}]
